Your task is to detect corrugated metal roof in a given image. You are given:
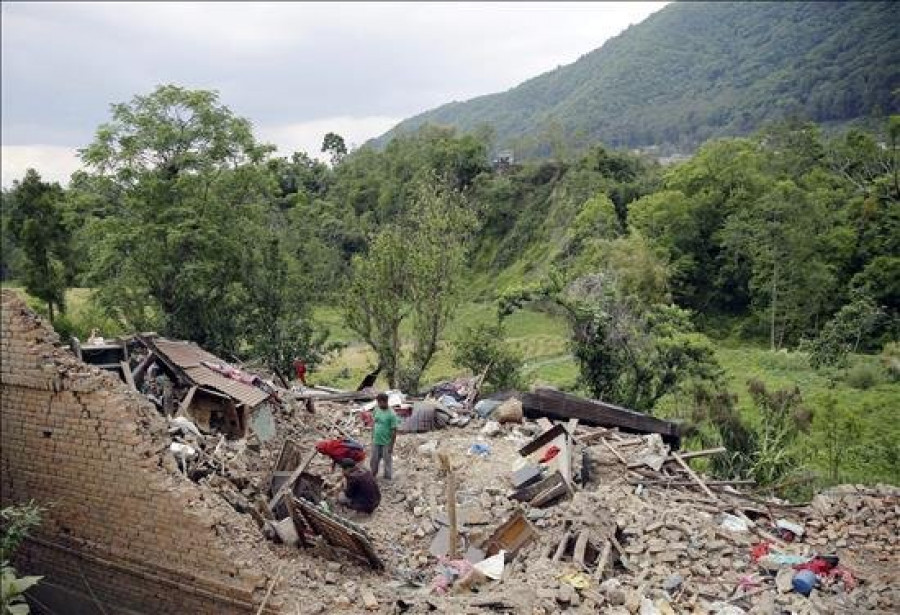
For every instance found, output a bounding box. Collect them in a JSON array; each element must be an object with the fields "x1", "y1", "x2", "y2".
[
  {"x1": 184, "y1": 366, "x2": 269, "y2": 408},
  {"x1": 152, "y1": 339, "x2": 220, "y2": 369},
  {"x1": 150, "y1": 338, "x2": 269, "y2": 408}
]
